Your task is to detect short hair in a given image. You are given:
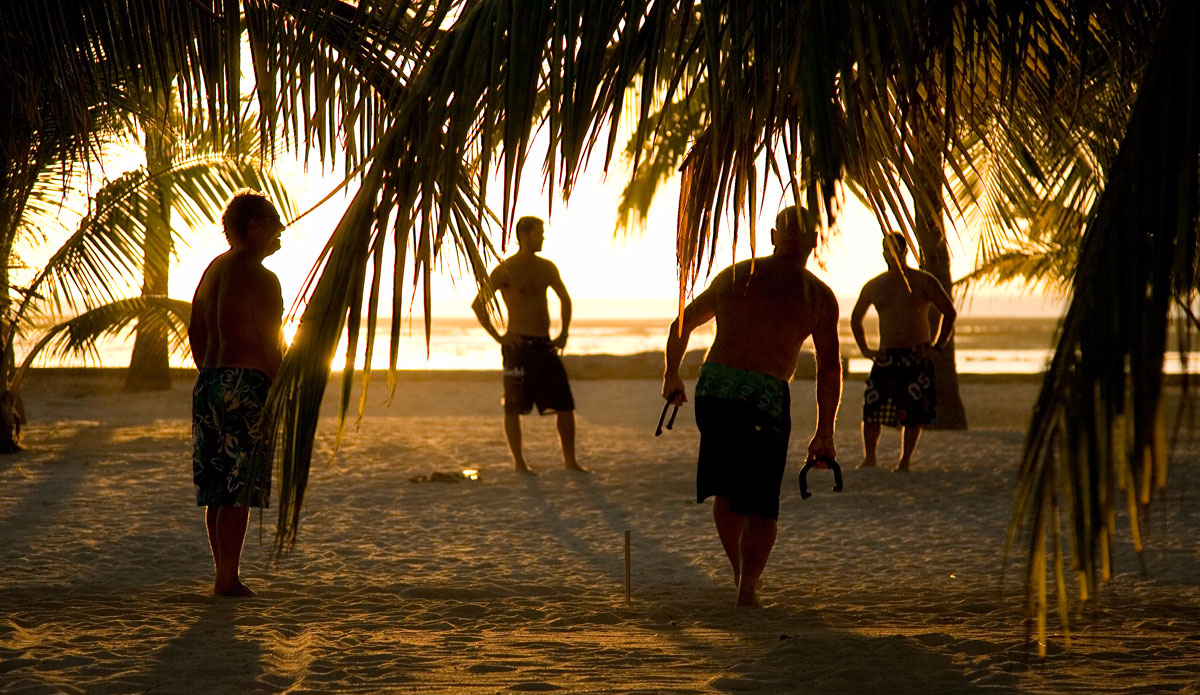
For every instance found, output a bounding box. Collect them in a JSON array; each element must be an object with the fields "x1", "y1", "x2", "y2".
[
  {"x1": 884, "y1": 231, "x2": 909, "y2": 259},
  {"x1": 515, "y1": 216, "x2": 544, "y2": 241},
  {"x1": 221, "y1": 189, "x2": 272, "y2": 243},
  {"x1": 775, "y1": 205, "x2": 818, "y2": 248}
]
